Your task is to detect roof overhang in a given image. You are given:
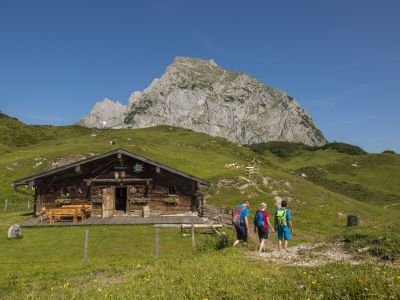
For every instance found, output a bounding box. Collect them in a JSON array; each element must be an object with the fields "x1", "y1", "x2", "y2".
[{"x1": 13, "y1": 149, "x2": 211, "y2": 187}]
